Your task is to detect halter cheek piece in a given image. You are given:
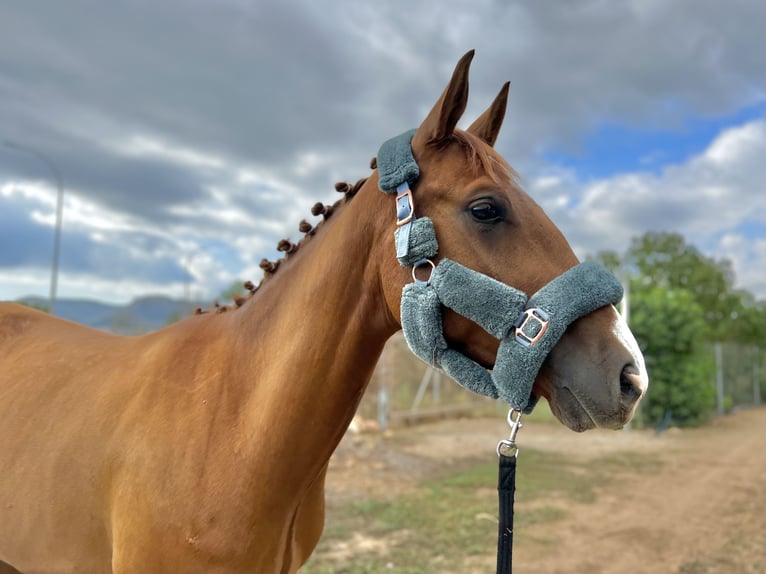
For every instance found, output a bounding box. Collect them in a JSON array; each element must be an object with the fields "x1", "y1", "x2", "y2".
[{"x1": 377, "y1": 130, "x2": 624, "y2": 413}]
